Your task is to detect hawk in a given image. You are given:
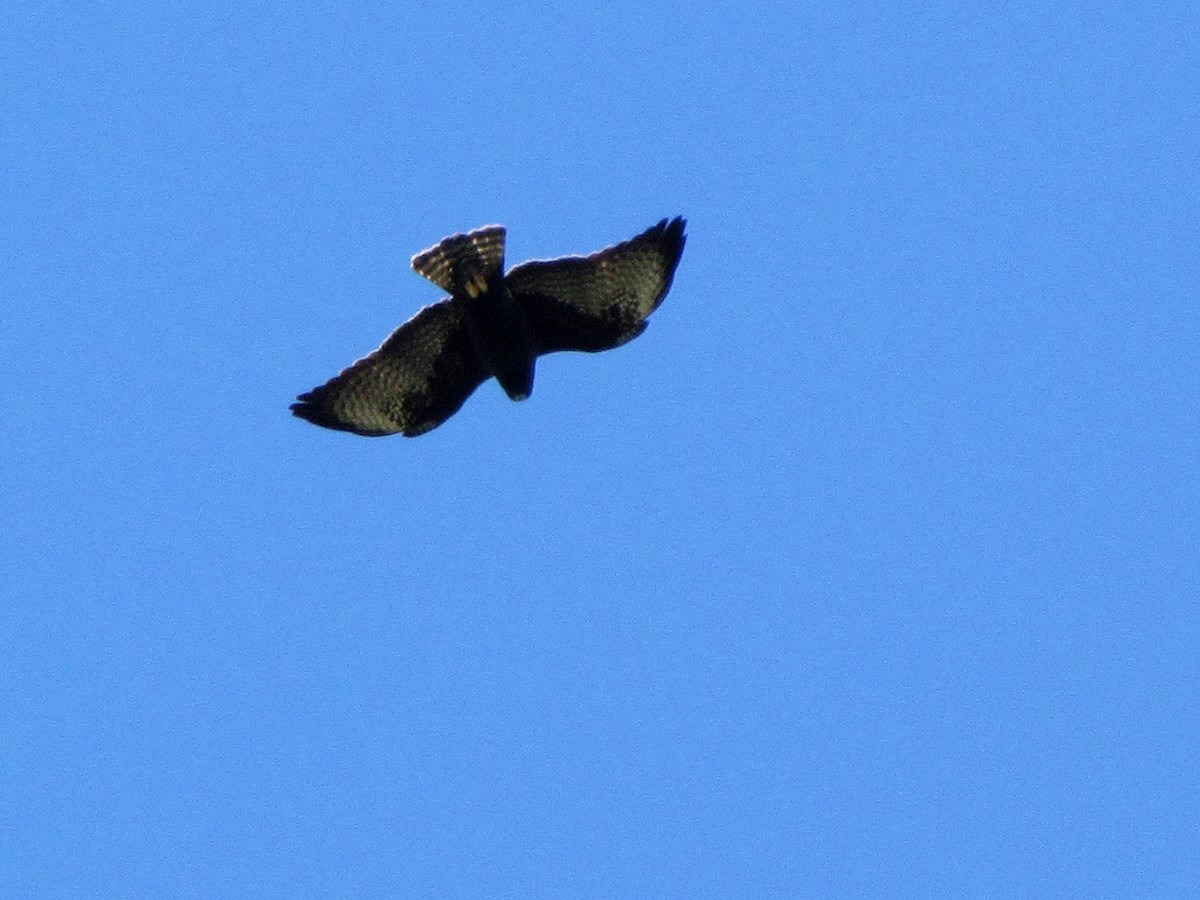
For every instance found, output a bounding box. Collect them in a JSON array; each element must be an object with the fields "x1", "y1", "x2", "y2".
[{"x1": 291, "y1": 217, "x2": 686, "y2": 436}]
